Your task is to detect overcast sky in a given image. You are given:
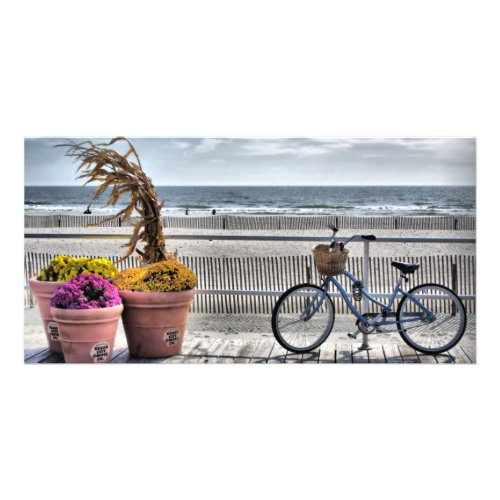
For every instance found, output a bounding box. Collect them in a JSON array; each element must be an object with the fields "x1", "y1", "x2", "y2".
[{"x1": 24, "y1": 137, "x2": 475, "y2": 186}]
